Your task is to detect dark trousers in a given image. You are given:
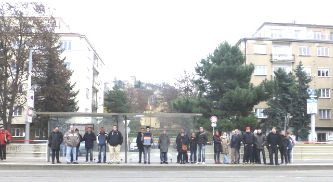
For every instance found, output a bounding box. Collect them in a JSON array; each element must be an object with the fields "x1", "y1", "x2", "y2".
[
  {"x1": 243, "y1": 145, "x2": 253, "y2": 163},
  {"x1": 51, "y1": 149, "x2": 60, "y2": 162},
  {"x1": 180, "y1": 151, "x2": 187, "y2": 162},
  {"x1": 138, "y1": 147, "x2": 143, "y2": 162},
  {"x1": 70, "y1": 146, "x2": 79, "y2": 162},
  {"x1": 280, "y1": 147, "x2": 287, "y2": 163},
  {"x1": 256, "y1": 148, "x2": 266, "y2": 164},
  {"x1": 0, "y1": 145, "x2": 6, "y2": 160},
  {"x1": 287, "y1": 149, "x2": 292, "y2": 163},
  {"x1": 269, "y1": 146, "x2": 279, "y2": 164},
  {"x1": 86, "y1": 147, "x2": 93, "y2": 162},
  {"x1": 190, "y1": 148, "x2": 197, "y2": 163}
]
